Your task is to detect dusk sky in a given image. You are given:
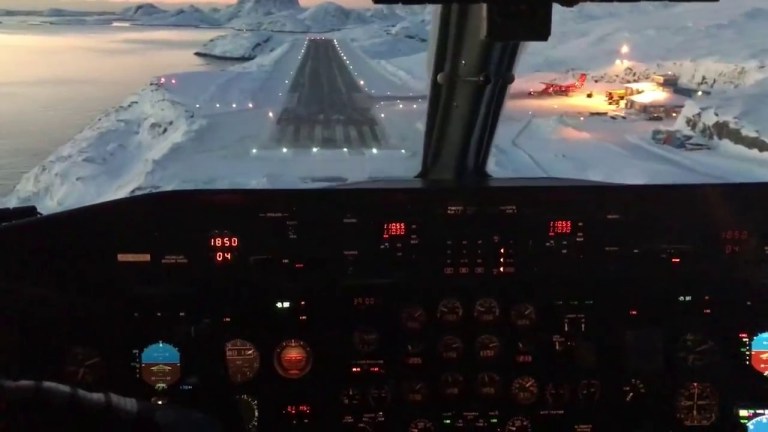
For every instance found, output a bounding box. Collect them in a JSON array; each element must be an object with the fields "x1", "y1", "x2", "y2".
[{"x1": 0, "y1": 0, "x2": 374, "y2": 10}]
